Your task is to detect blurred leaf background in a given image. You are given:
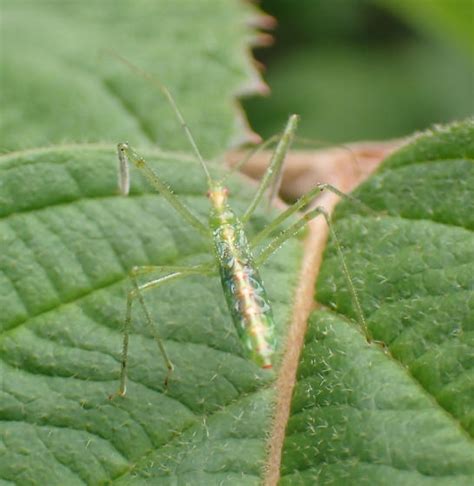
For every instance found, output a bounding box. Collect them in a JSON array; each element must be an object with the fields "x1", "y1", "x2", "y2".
[{"x1": 244, "y1": 0, "x2": 473, "y2": 143}]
